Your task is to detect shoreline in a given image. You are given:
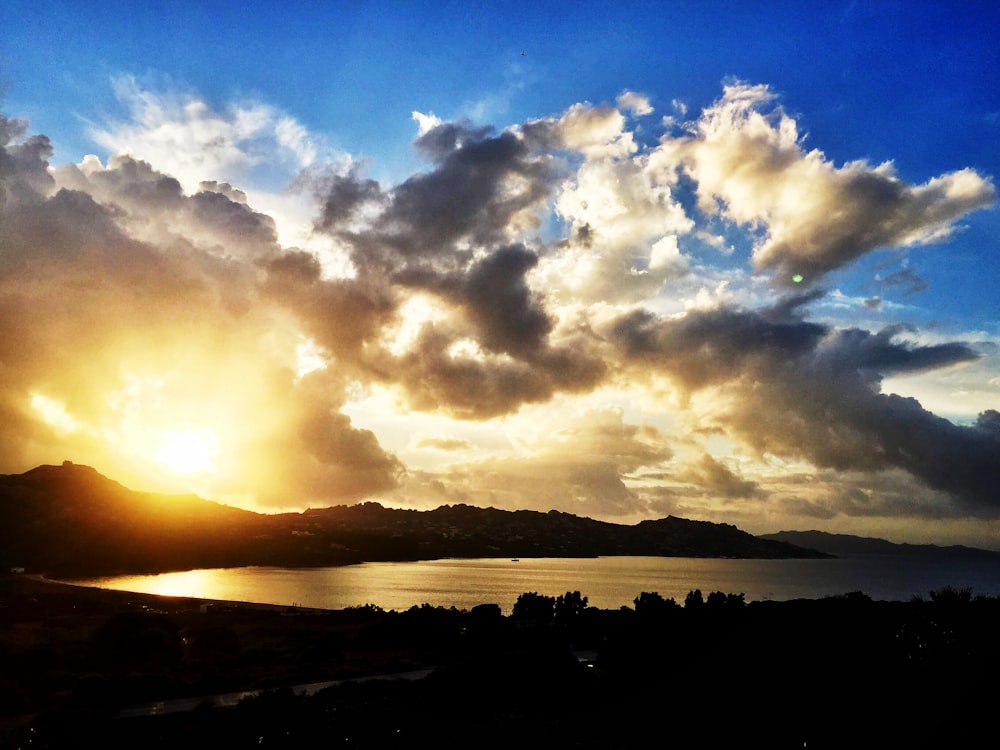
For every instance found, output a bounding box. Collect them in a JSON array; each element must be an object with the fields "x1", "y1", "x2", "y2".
[{"x1": 25, "y1": 573, "x2": 335, "y2": 615}]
